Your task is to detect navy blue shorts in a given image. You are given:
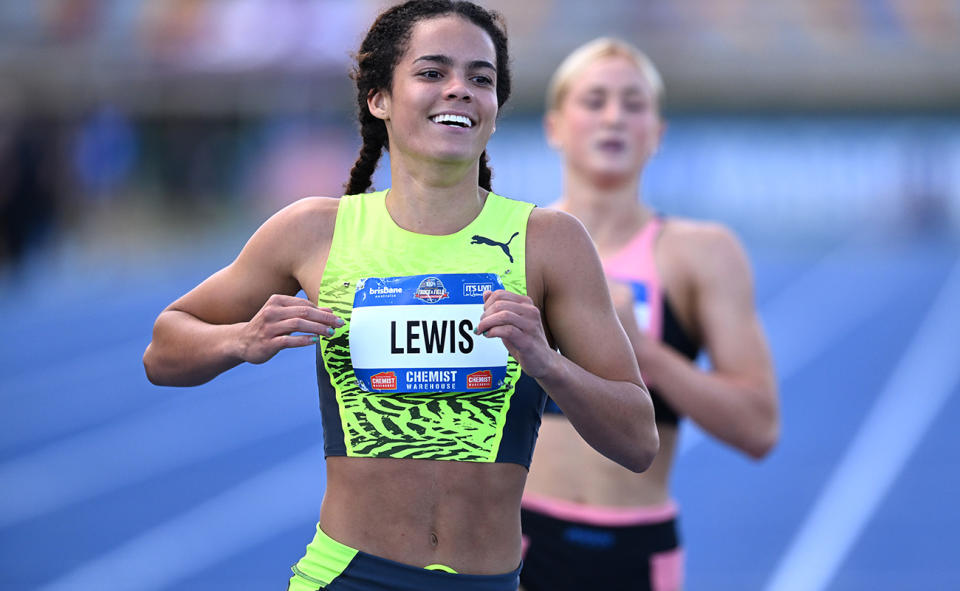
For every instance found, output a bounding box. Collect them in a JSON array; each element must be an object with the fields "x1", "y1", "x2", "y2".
[
  {"x1": 289, "y1": 524, "x2": 521, "y2": 591},
  {"x1": 520, "y1": 495, "x2": 683, "y2": 591}
]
